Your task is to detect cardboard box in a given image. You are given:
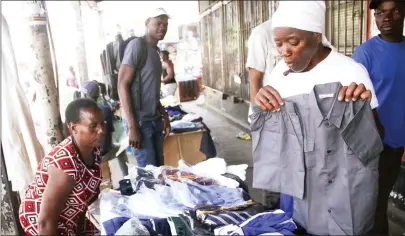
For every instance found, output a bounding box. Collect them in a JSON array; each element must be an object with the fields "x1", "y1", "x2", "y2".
[
  {"x1": 163, "y1": 130, "x2": 206, "y2": 167},
  {"x1": 100, "y1": 161, "x2": 112, "y2": 190}
]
